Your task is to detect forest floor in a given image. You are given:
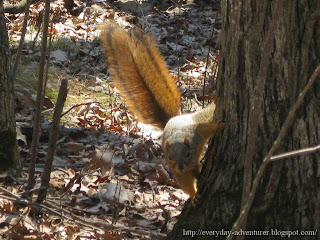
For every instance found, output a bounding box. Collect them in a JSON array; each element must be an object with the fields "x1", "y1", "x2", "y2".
[{"x1": 1, "y1": 0, "x2": 220, "y2": 238}]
